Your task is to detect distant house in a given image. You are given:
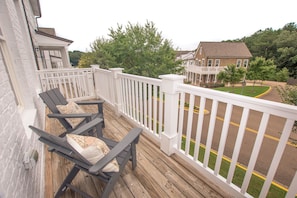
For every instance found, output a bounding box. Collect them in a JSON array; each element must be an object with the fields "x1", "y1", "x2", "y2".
[{"x1": 177, "y1": 42, "x2": 252, "y2": 84}]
